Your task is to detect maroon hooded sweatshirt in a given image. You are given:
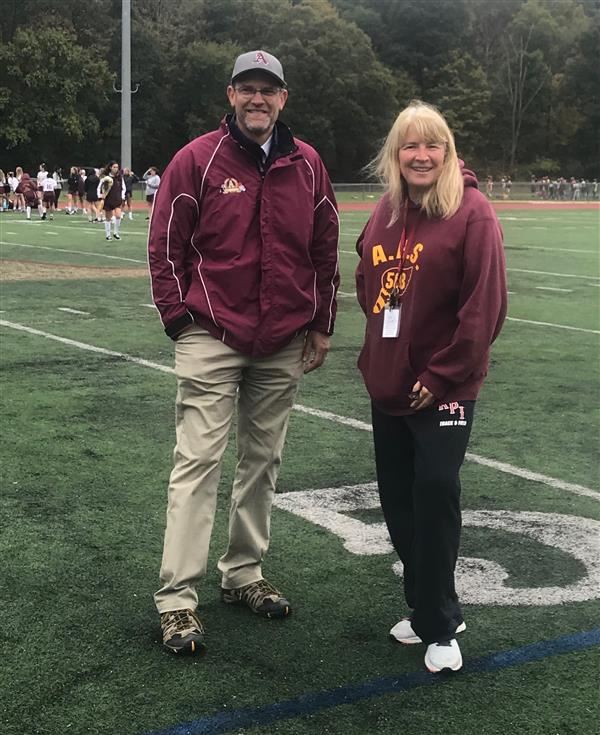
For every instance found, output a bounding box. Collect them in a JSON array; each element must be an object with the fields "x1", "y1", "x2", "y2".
[
  {"x1": 15, "y1": 174, "x2": 38, "y2": 205},
  {"x1": 355, "y1": 168, "x2": 507, "y2": 415}
]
